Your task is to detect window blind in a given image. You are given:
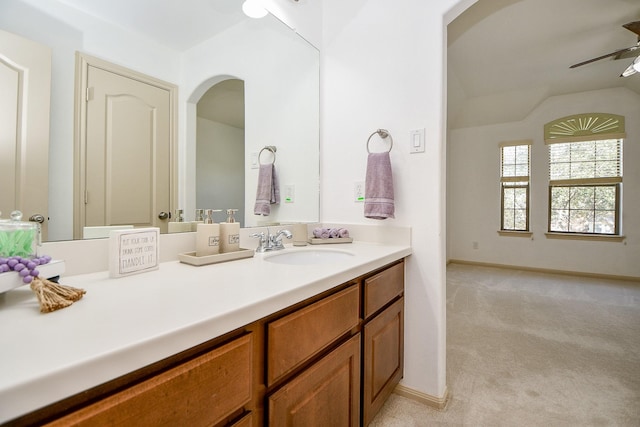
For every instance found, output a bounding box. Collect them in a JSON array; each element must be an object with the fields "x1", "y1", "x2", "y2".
[{"x1": 548, "y1": 139, "x2": 622, "y2": 184}]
